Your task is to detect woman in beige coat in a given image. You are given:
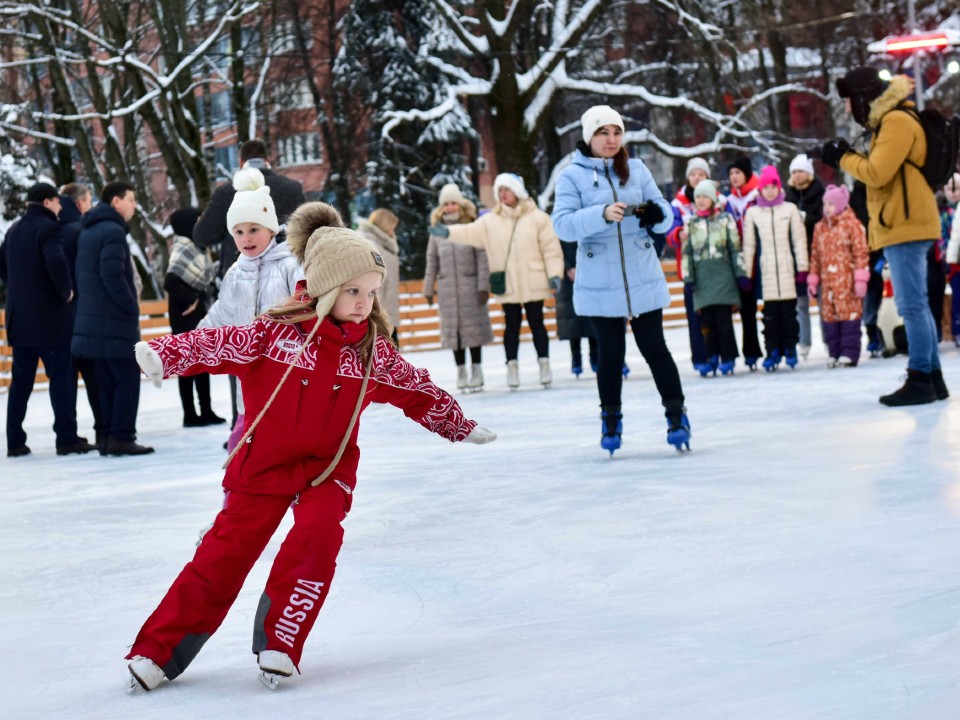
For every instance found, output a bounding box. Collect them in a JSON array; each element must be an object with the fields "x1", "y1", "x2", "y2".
[
  {"x1": 430, "y1": 173, "x2": 564, "y2": 390},
  {"x1": 357, "y1": 209, "x2": 401, "y2": 345},
  {"x1": 423, "y1": 184, "x2": 494, "y2": 392}
]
